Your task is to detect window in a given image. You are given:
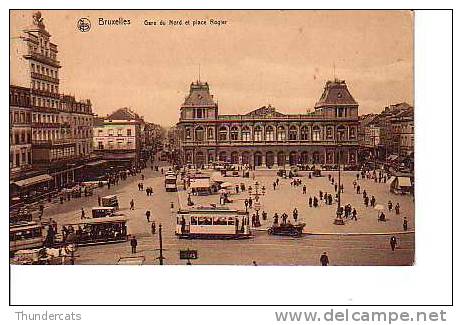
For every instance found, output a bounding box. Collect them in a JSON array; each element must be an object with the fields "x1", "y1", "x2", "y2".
[
  {"x1": 265, "y1": 126, "x2": 275, "y2": 141},
  {"x1": 230, "y1": 126, "x2": 239, "y2": 141},
  {"x1": 312, "y1": 126, "x2": 321, "y2": 141},
  {"x1": 195, "y1": 126, "x2": 205, "y2": 142},
  {"x1": 289, "y1": 126, "x2": 298, "y2": 141},
  {"x1": 337, "y1": 126, "x2": 347, "y2": 141},
  {"x1": 349, "y1": 127, "x2": 356, "y2": 139},
  {"x1": 277, "y1": 126, "x2": 286, "y2": 141},
  {"x1": 108, "y1": 129, "x2": 113, "y2": 136},
  {"x1": 326, "y1": 127, "x2": 334, "y2": 139},
  {"x1": 207, "y1": 128, "x2": 214, "y2": 140},
  {"x1": 218, "y1": 126, "x2": 228, "y2": 141},
  {"x1": 254, "y1": 126, "x2": 262, "y2": 141},
  {"x1": 242, "y1": 126, "x2": 251, "y2": 141}
]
